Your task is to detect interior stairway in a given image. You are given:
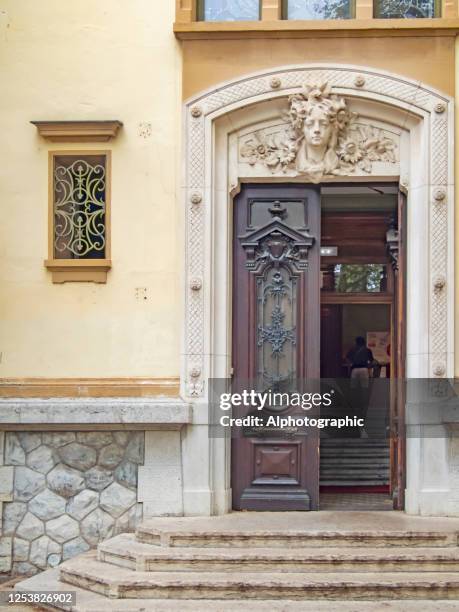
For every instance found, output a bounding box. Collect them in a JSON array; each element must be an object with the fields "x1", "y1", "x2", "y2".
[
  {"x1": 15, "y1": 513, "x2": 459, "y2": 610},
  {"x1": 320, "y1": 438, "x2": 390, "y2": 487}
]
